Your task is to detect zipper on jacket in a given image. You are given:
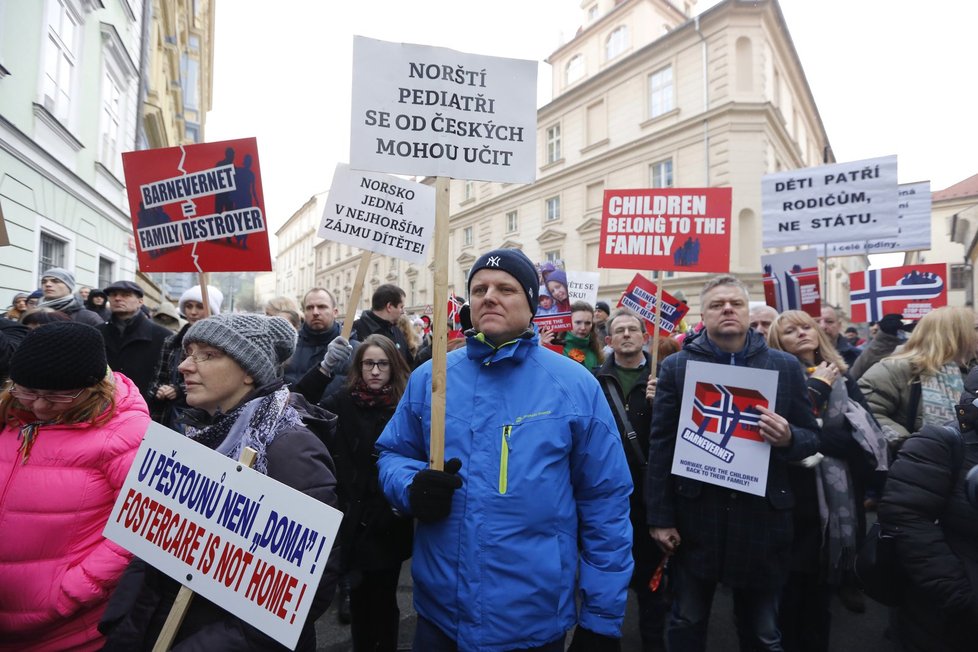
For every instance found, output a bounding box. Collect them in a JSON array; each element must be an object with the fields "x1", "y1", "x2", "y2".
[{"x1": 499, "y1": 425, "x2": 512, "y2": 494}]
